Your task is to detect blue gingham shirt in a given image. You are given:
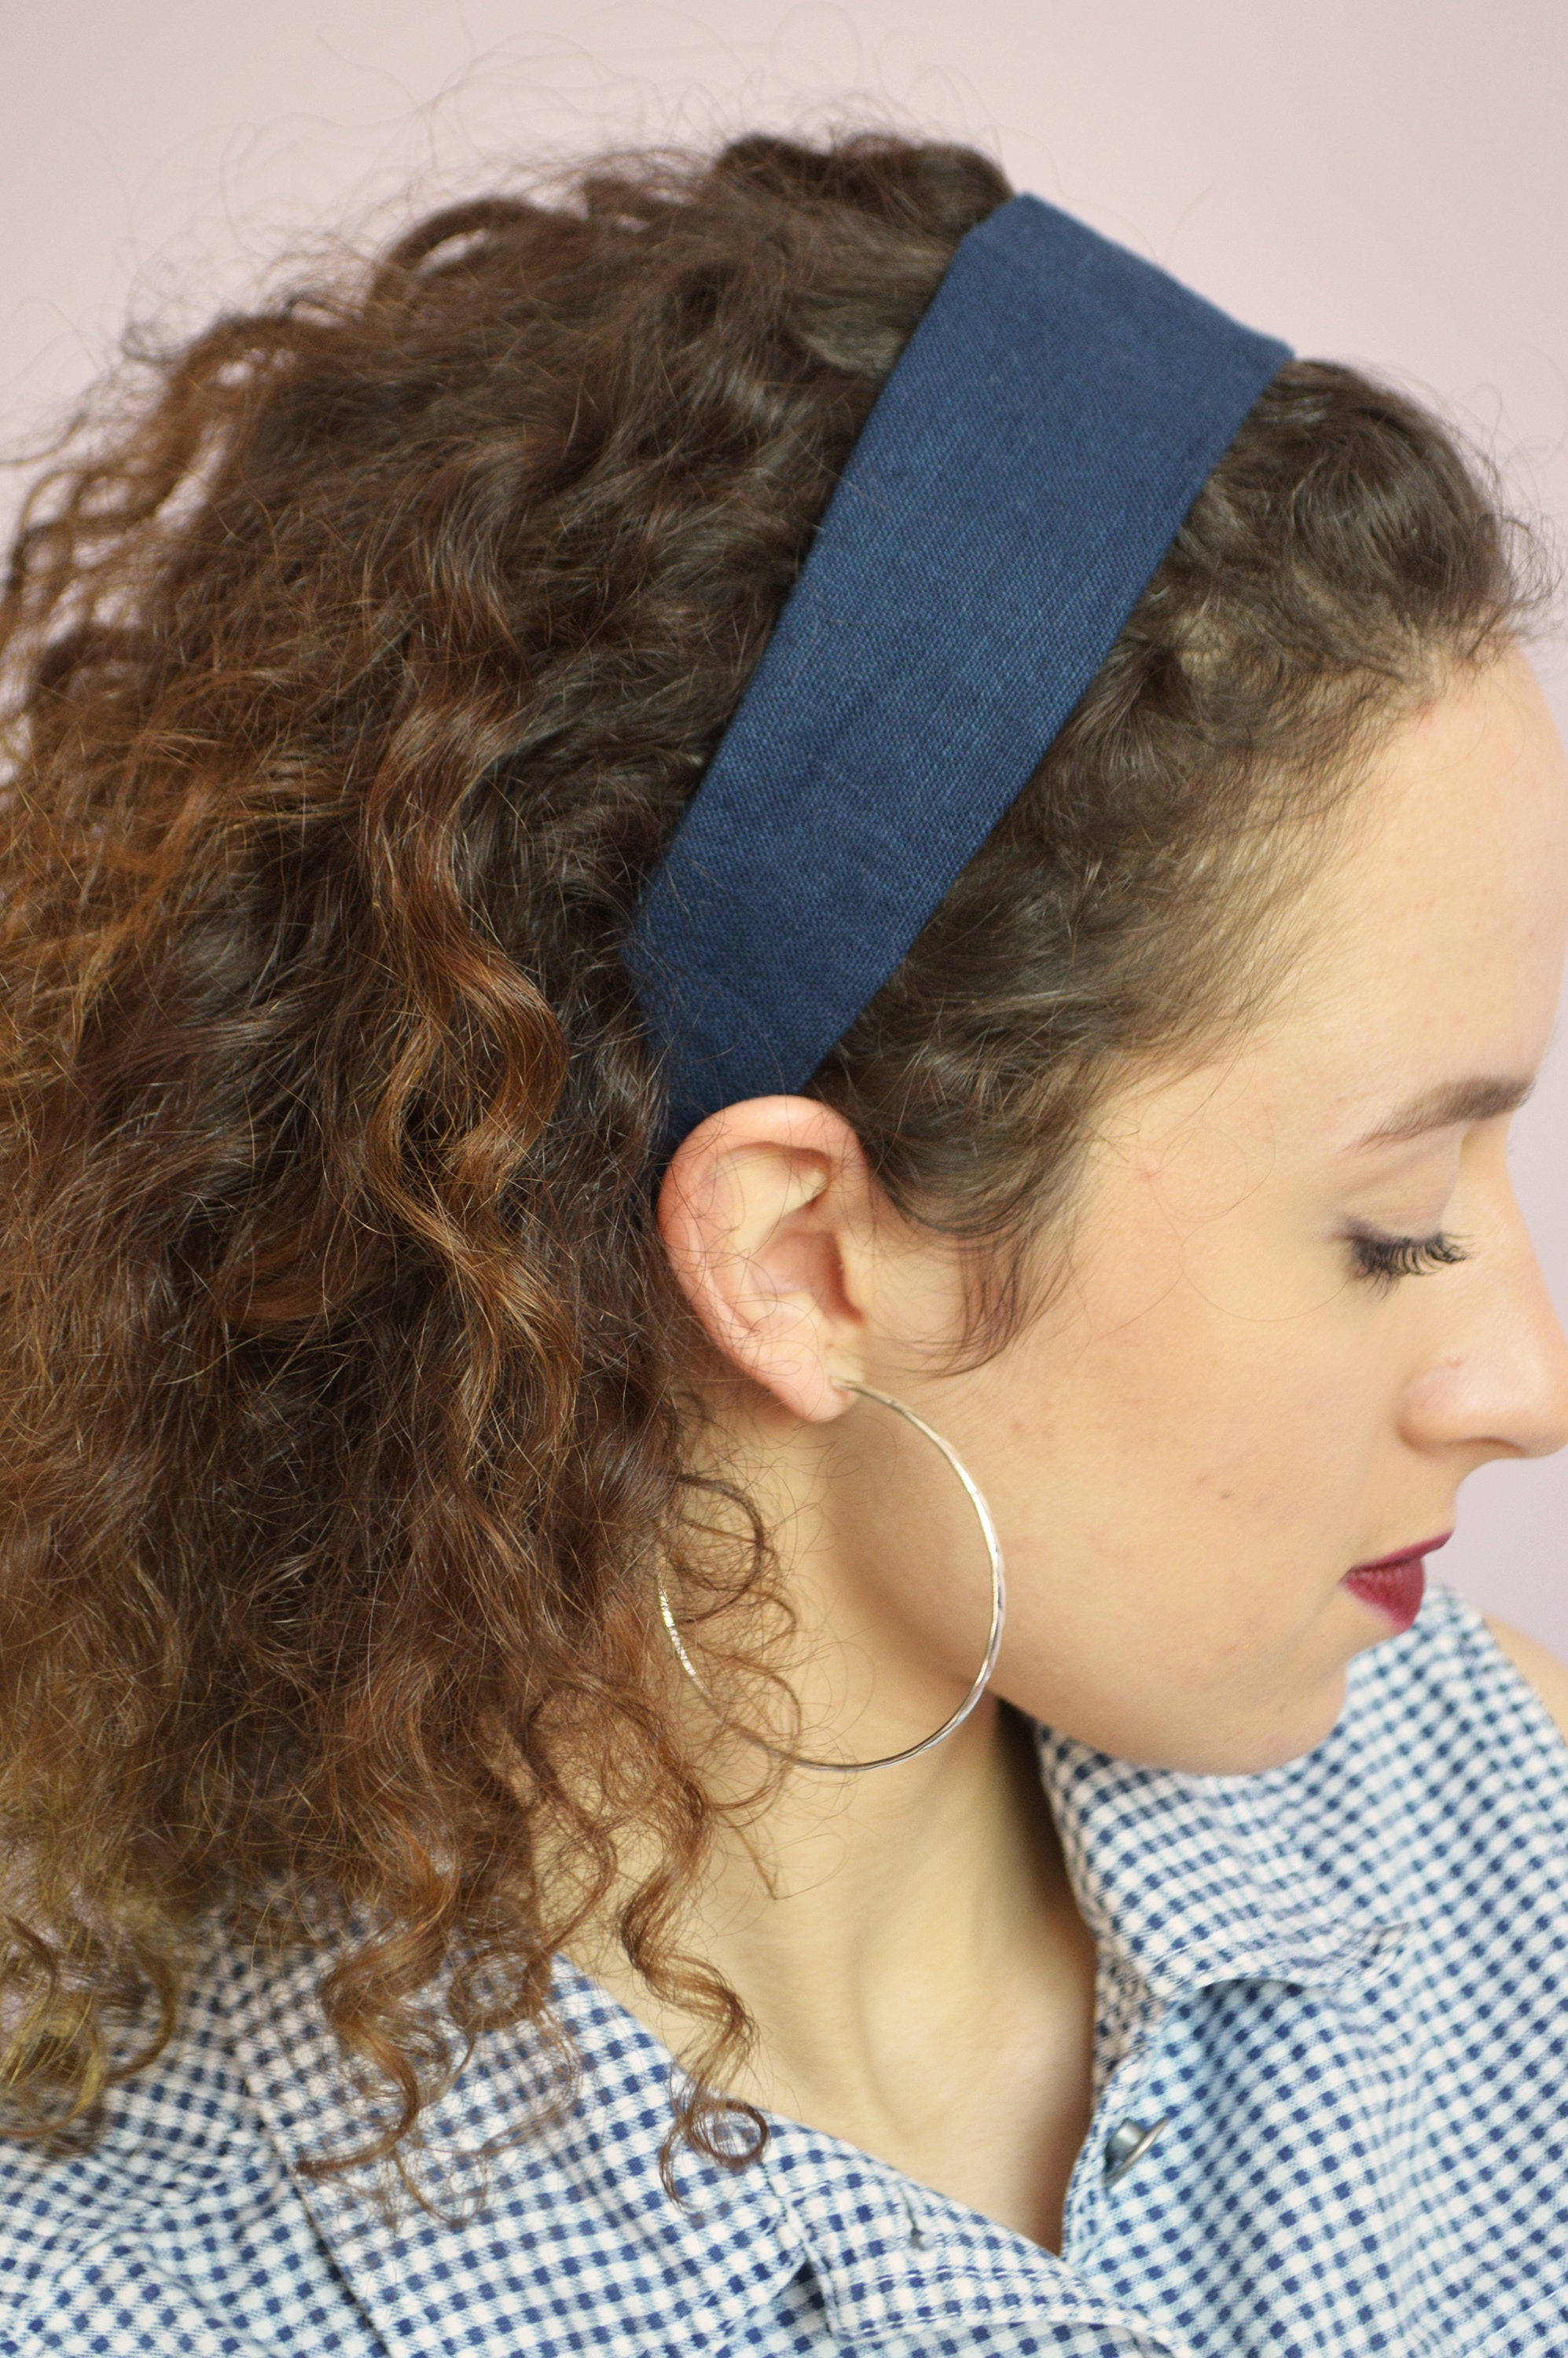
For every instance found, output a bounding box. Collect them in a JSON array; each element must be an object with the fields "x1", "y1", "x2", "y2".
[{"x1": 3, "y1": 1581, "x2": 1567, "y2": 2356}]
